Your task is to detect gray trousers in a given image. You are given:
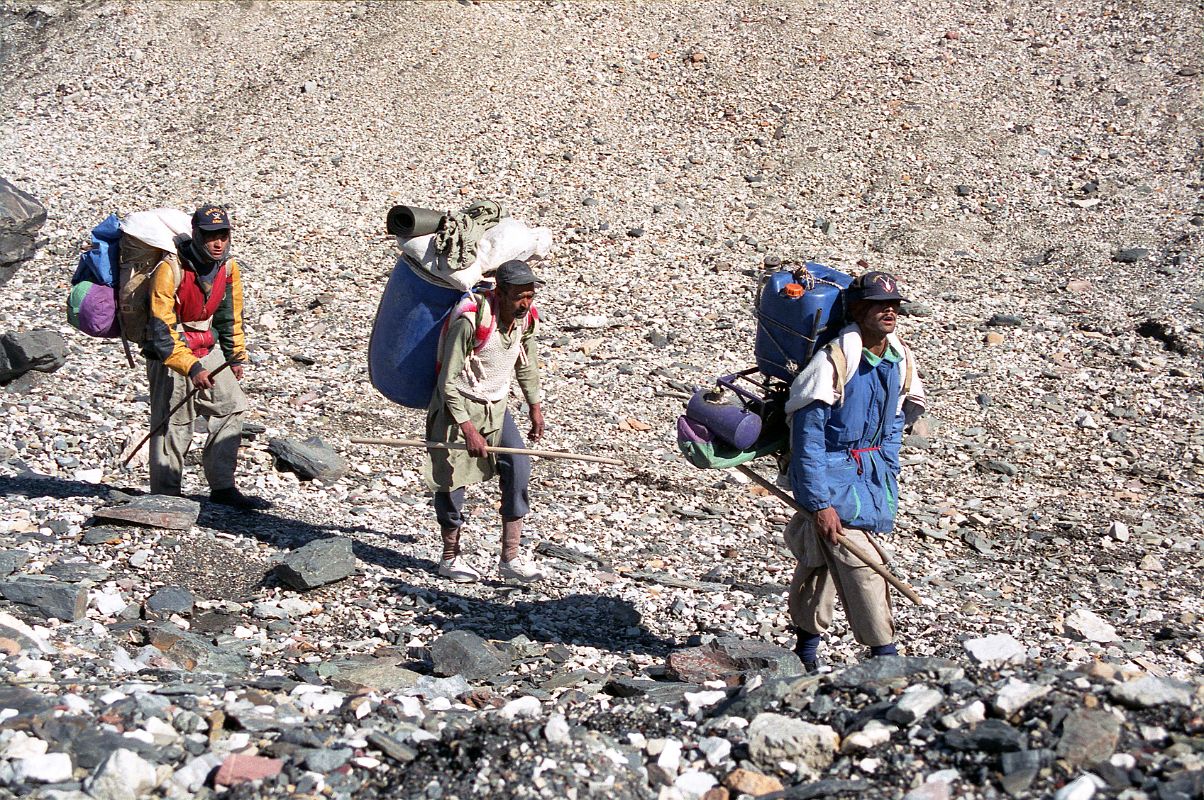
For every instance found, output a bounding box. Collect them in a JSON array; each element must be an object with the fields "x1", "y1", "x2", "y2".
[
  {"x1": 433, "y1": 410, "x2": 530, "y2": 529},
  {"x1": 146, "y1": 348, "x2": 248, "y2": 495},
  {"x1": 784, "y1": 512, "x2": 895, "y2": 647}
]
